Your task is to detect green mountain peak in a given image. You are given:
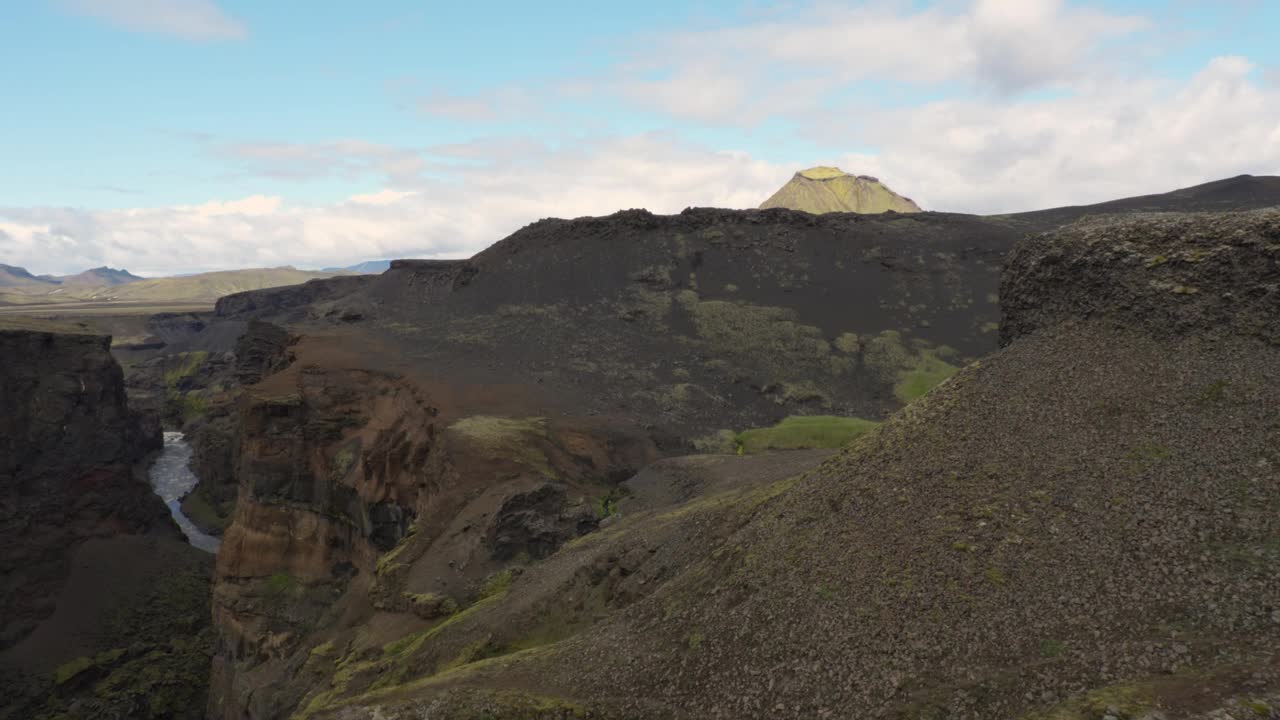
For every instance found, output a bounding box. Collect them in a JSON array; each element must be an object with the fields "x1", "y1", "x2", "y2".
[{"x1": 761, "y1": 166, "x2": 922, "y2": 214}]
